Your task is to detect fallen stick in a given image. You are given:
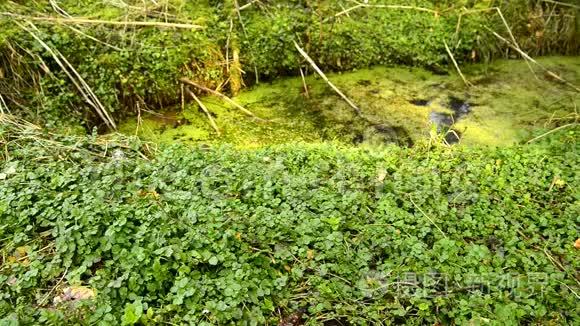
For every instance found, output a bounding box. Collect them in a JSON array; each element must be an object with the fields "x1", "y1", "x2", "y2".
[
  {"x1": 293, "y1": 41, "x2": 361, "y2": 115},
  {"x1": 443, "y1": 40, "x2": 472, "y2": 87},
  {"x1": 239, "y1": 0, "x2": 260, "y2": 10},
  {"x1": 1, "y1": 12, "x2": 205, "y2": 29},
  {"x1": 185, "y1": 88, "x2": 221, "y2": 136},
  {"x1": 335, "y1": 2, "x2": 437, "y2": 17},
  {"x1": 299, "y1": 67, "x2": 309, "y2": 98},
  {"x1": 527, "y1": 123, "x2": 577, "y2": 144},
  {"x1": 179, "y1": 78, "x2": 259, "y2": 118}
]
